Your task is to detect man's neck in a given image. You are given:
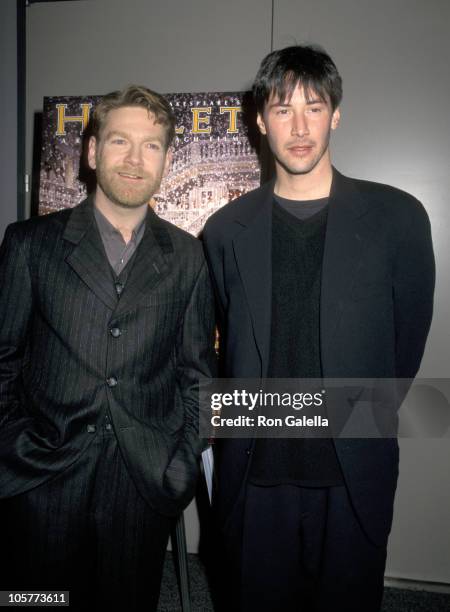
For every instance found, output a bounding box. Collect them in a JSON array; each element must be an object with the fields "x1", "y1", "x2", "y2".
[
  {"x1": 94, "y1": 189, "x2": 148, "y2": 243},
  {"x1": 274, "y1": 160, "x2": 333, "y2": 201}
]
